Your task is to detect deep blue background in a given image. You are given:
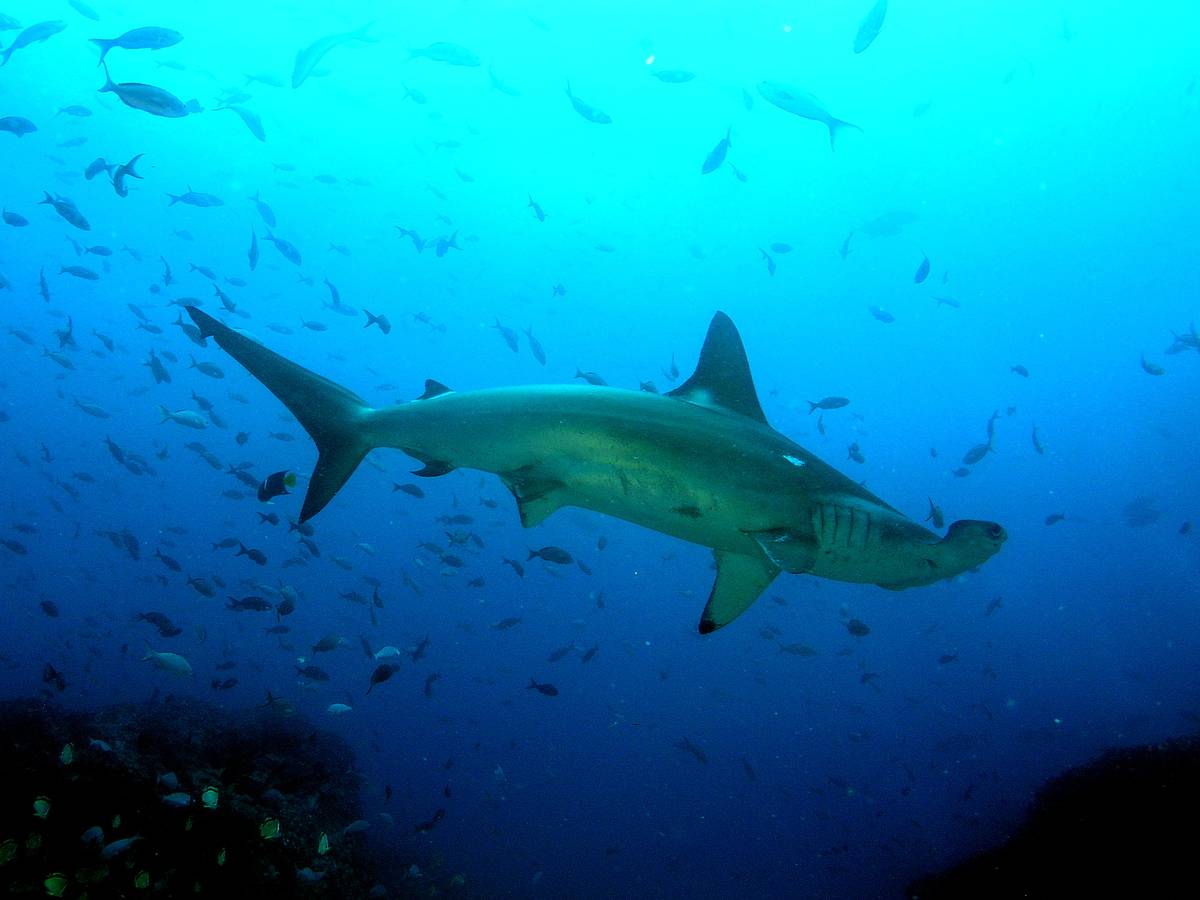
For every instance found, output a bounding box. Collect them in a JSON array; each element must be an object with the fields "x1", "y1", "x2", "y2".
[{"x1": 2, "y1": 1, "x2": 1198, "y2": 896}]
